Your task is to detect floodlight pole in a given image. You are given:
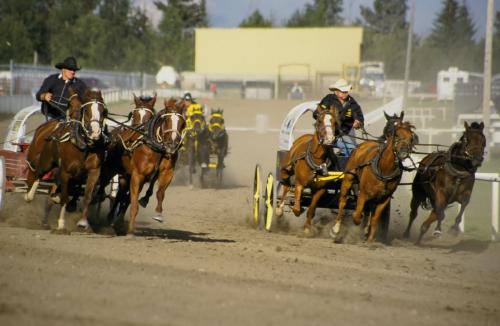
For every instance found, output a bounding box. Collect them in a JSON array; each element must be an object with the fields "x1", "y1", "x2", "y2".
[
  {"x1": 483, "y1": 0, "x2": 494, "y2": 161},
  {"x1": 402, "y1": 0, "x2": 416, "y2": 111}
]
